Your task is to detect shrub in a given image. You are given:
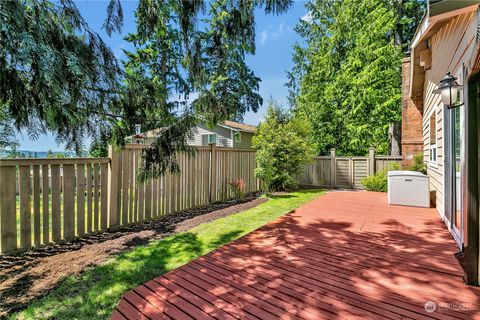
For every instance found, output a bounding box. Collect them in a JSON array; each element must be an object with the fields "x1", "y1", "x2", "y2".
[
  {"x1": 228, "y1": 178, "x2": 246, "y2": 198},
  {"x1": 252, "y1": 101, "x2": 316, "y2": 191},
  {"x1": 408, "y1": 153, "x2": 427, "y2": 174},
  {"x1": 361, "y1": 161, "x2": 401, "y2": 192}
]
